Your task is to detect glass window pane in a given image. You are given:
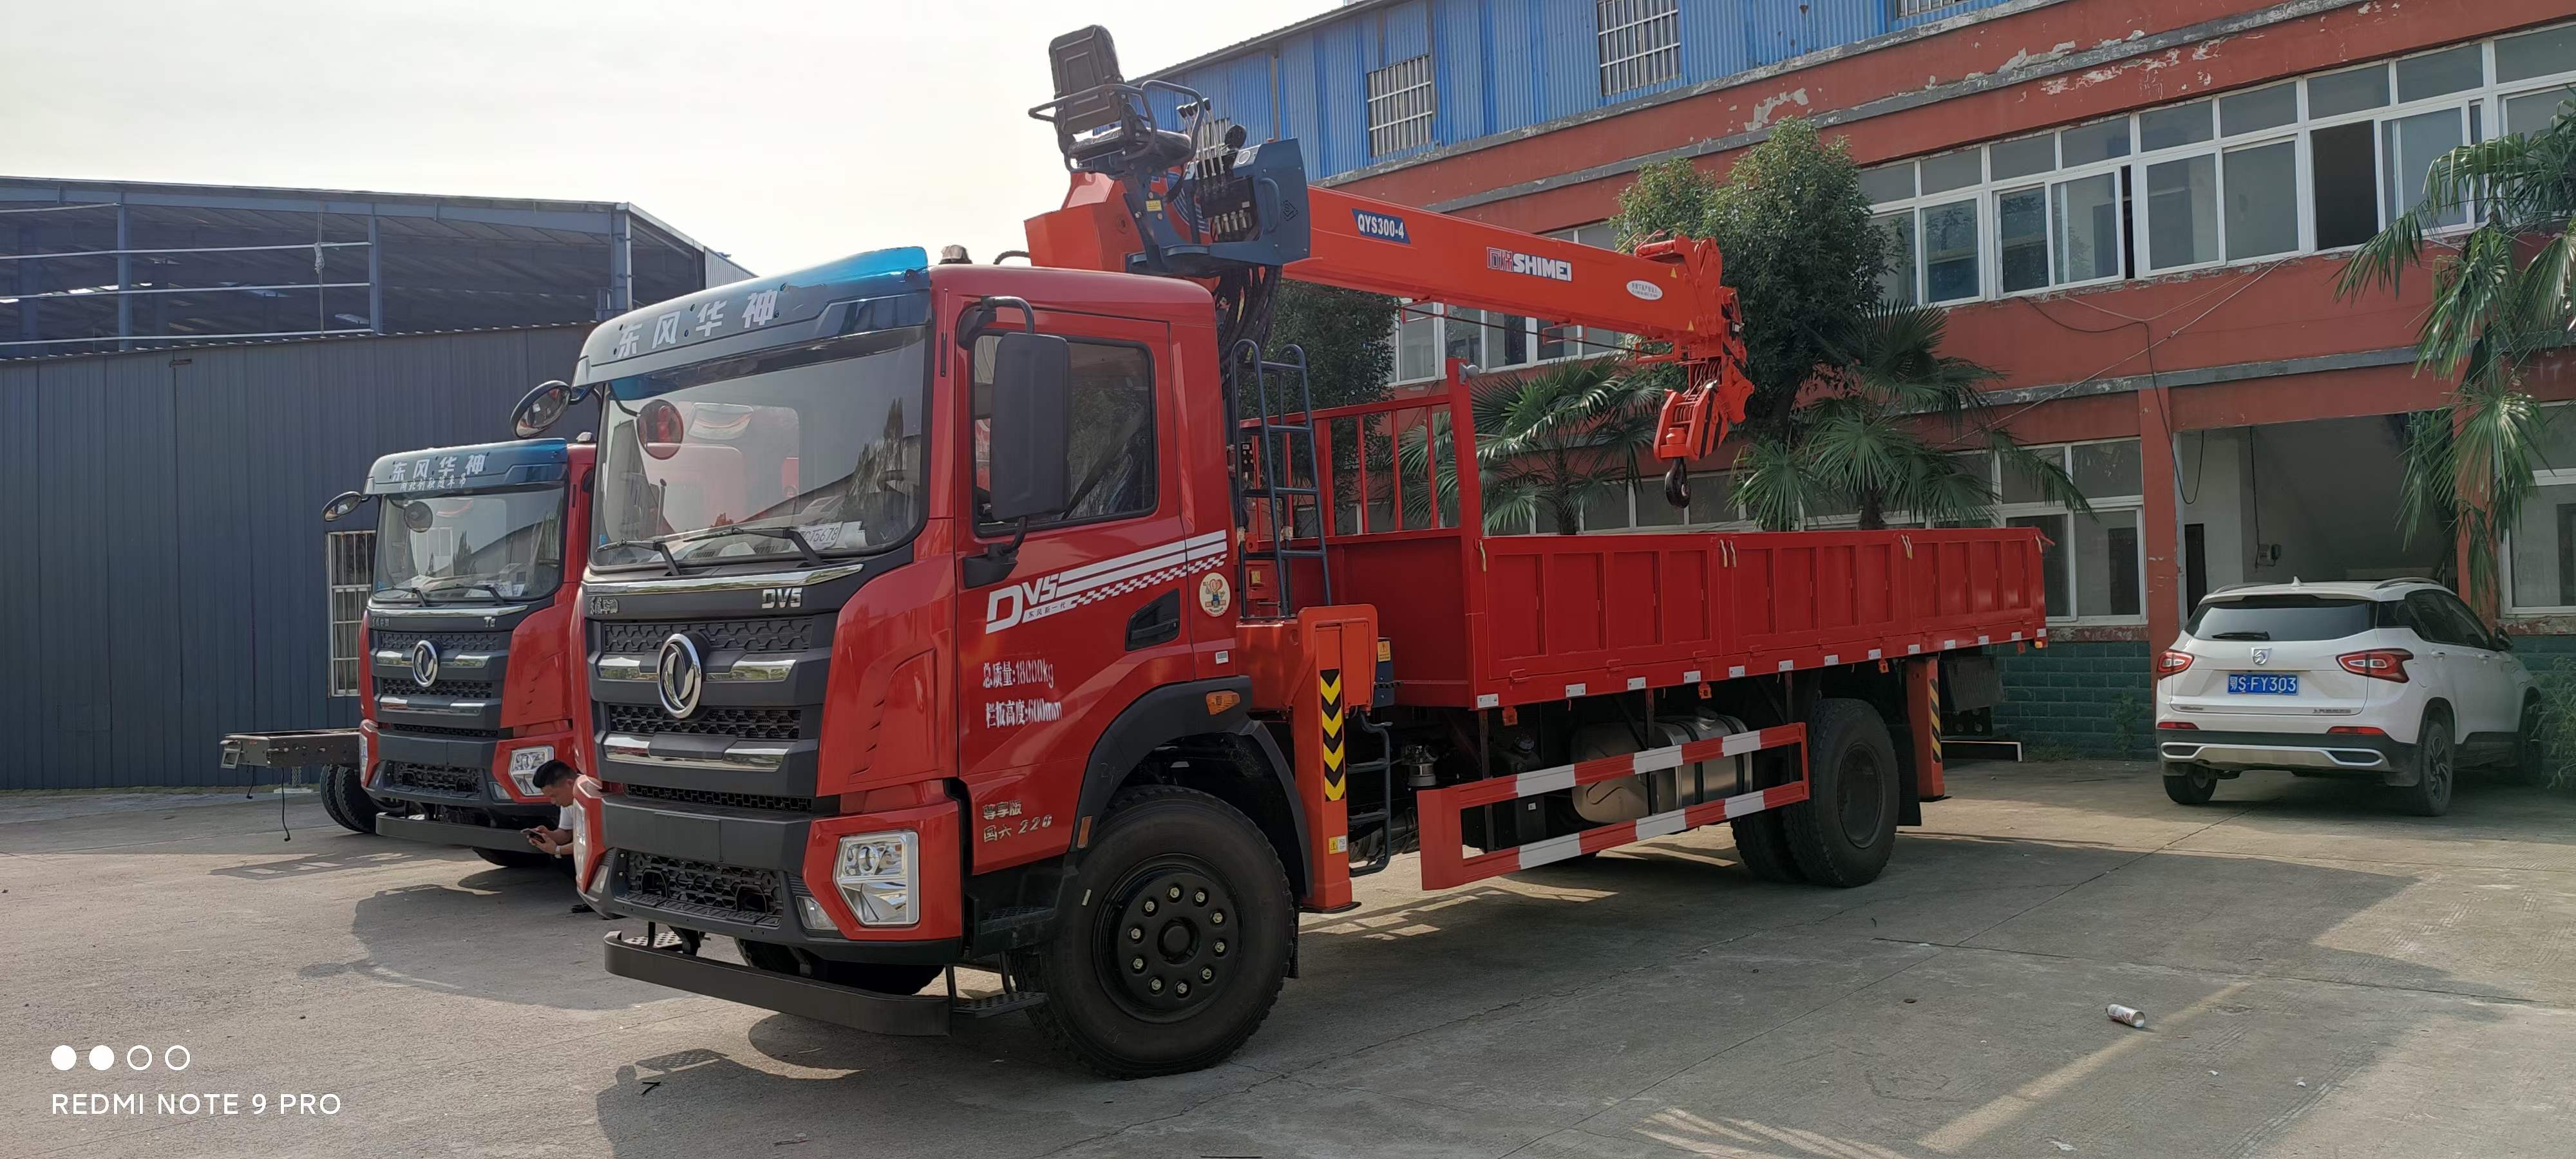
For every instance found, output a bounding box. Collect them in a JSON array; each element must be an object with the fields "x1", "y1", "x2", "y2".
[
  {"x1": 2139, "y1": 100, "x2": 2215, "y2": 151},
  {"x1": 2499, "y1": 24, "x2": 2576, "y2": 84},
  {"x1": 2060, "y1": 119, "x2": 2132, "y2": 164},
  {"x1": 1580, "y1": 482, "x2": 1633, "y2": 531},
  {"x1": 2533, "y1": 405, "x2": 2576, "y2": 471},
  {"x1": 1998, "y1": 187, "x2": 2050, "y2": 293},
  {"x1": 2052, "y1": 172, "x2": 2122, "y2": 283},
  {"x1": 2508, "y1": 87, "x2": 2576, "y2": 137},
  {"x1": 1633, "y1": 480, "x2": 1683, "y2": 527},
  {"x1": 1948, "y1": 451, "x2": 1996, "y2": 496},
  {"x1": 1991, "y1": 135, "x2": 2056, "y2": 180},
  {"x1": 2219, "y1": 82, "x2": 2298, "y2": 136},
  {"x1": 1874, "y1": 212, "x2": 1918, "y2": 306},
  {"x1": 2311, "y1": 121, "x2": 2382, "y2": 248},
  {"x1": 1444, "y1": 306, "x2": 1484, "y2": 366},
  {"x1": 2147, "y1": 155, "x2": 2220, "y2": 269},
  {"x1": 2385, "y1": 108, "x2": 2468, "y2": 229},
  {"x1": 2073, "y1": 440, "x2": 2143, "y2": 498},
  {"x1": 2076, "y1": 509, "x2": 2143, "y2": 618},
  {"x1": 1859, "y1": 163, "x2": 1915, "y2": 204},
  {"x1": 1397, "y1": 303, "x2": 1438, "y2": 381},
  {"x1": 2001, "y1": 446, "x2": 2067, "y2": 504},
  {"x1": 2395, "y1": 44, "x2": 2484, "y2": 103},
  {"x1": 1495, "y1": 315, "x2": 1531, "y2": 367},
  {"x1": 2224, "y1": 140, "x2": 2300, "y2": 259},
  {"x1": 2510, "y1": 483, "x2": 2576, "y2": 608},
  {"x1": 2309, "y1": 64, "x2": 2390, "y2": 117},
  {"x1": 2010, "y1": 513, "x2": 2072, "y2": 617},
  {"x1": 1685, "y1": 471, "x2": 1738, "y2": 525},
  {"x1": 1922, "y1": 200, "x2": 1980, "y2": 303},
  {"x1": 1920, "y1": 151, "x2": 1983, "y2": 194}
]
